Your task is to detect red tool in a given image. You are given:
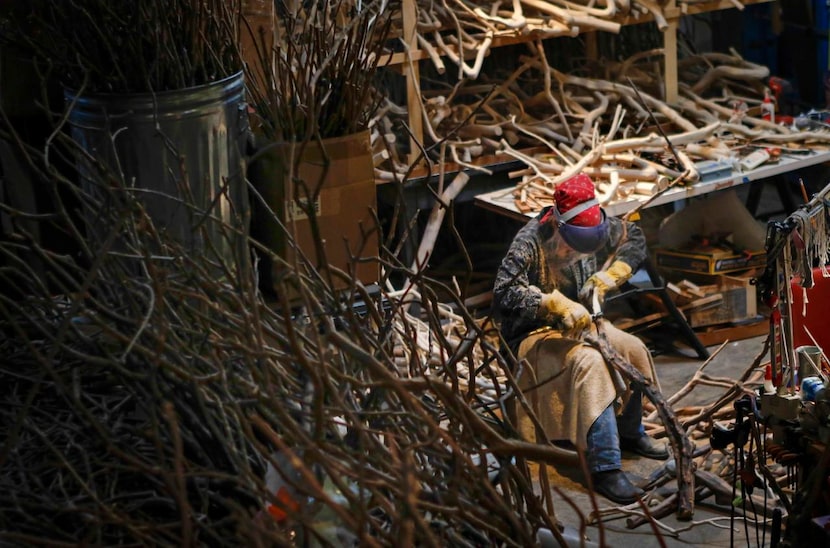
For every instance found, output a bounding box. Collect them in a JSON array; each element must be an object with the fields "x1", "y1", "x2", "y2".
[{"x1": 768, "y1": 76, "x2": 787, "y2": 102}]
